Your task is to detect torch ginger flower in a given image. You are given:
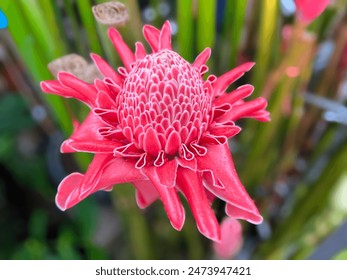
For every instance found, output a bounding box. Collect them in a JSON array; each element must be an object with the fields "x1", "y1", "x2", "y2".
[{"x1": 41, "y1": 21, "x2": 269, "y2": 241}]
